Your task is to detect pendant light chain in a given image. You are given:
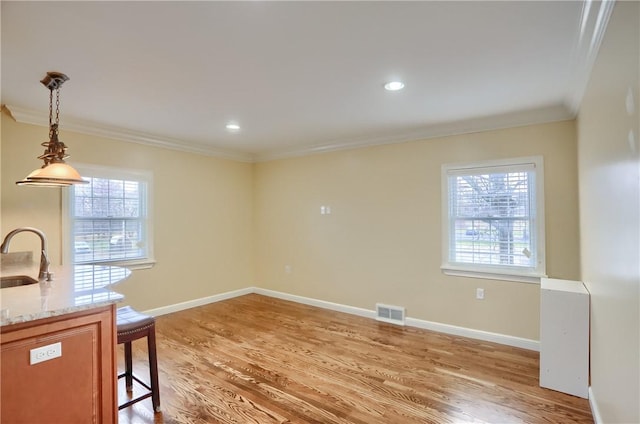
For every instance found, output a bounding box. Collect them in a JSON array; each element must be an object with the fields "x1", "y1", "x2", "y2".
[
  {"x1": 48, "y1": 88, "x2": 53, "y2": 127},
  {"x1": 48, "y1": 88, "x2": 54, "y2": 139},
  {"x1": 55, "y1": 87, "x2": 60, "y2": 126},
  {"x1": 48, "y1": 87, "x2": 61, "y2": 140}
]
